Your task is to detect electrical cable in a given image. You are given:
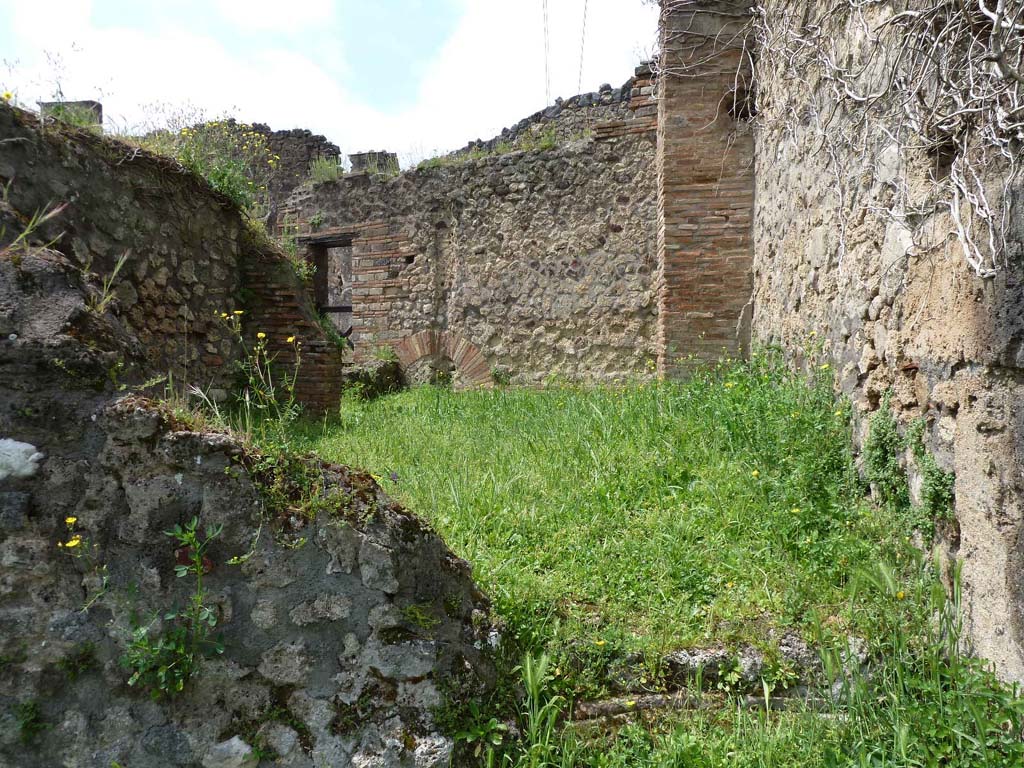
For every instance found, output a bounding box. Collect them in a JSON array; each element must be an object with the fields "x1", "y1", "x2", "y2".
[
  {"x1": 577, "y1": 0, "x2": 589, "y2": 95},
  {"x1": 543, "y1": 0, "x2": 551, "y2": 104}
]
